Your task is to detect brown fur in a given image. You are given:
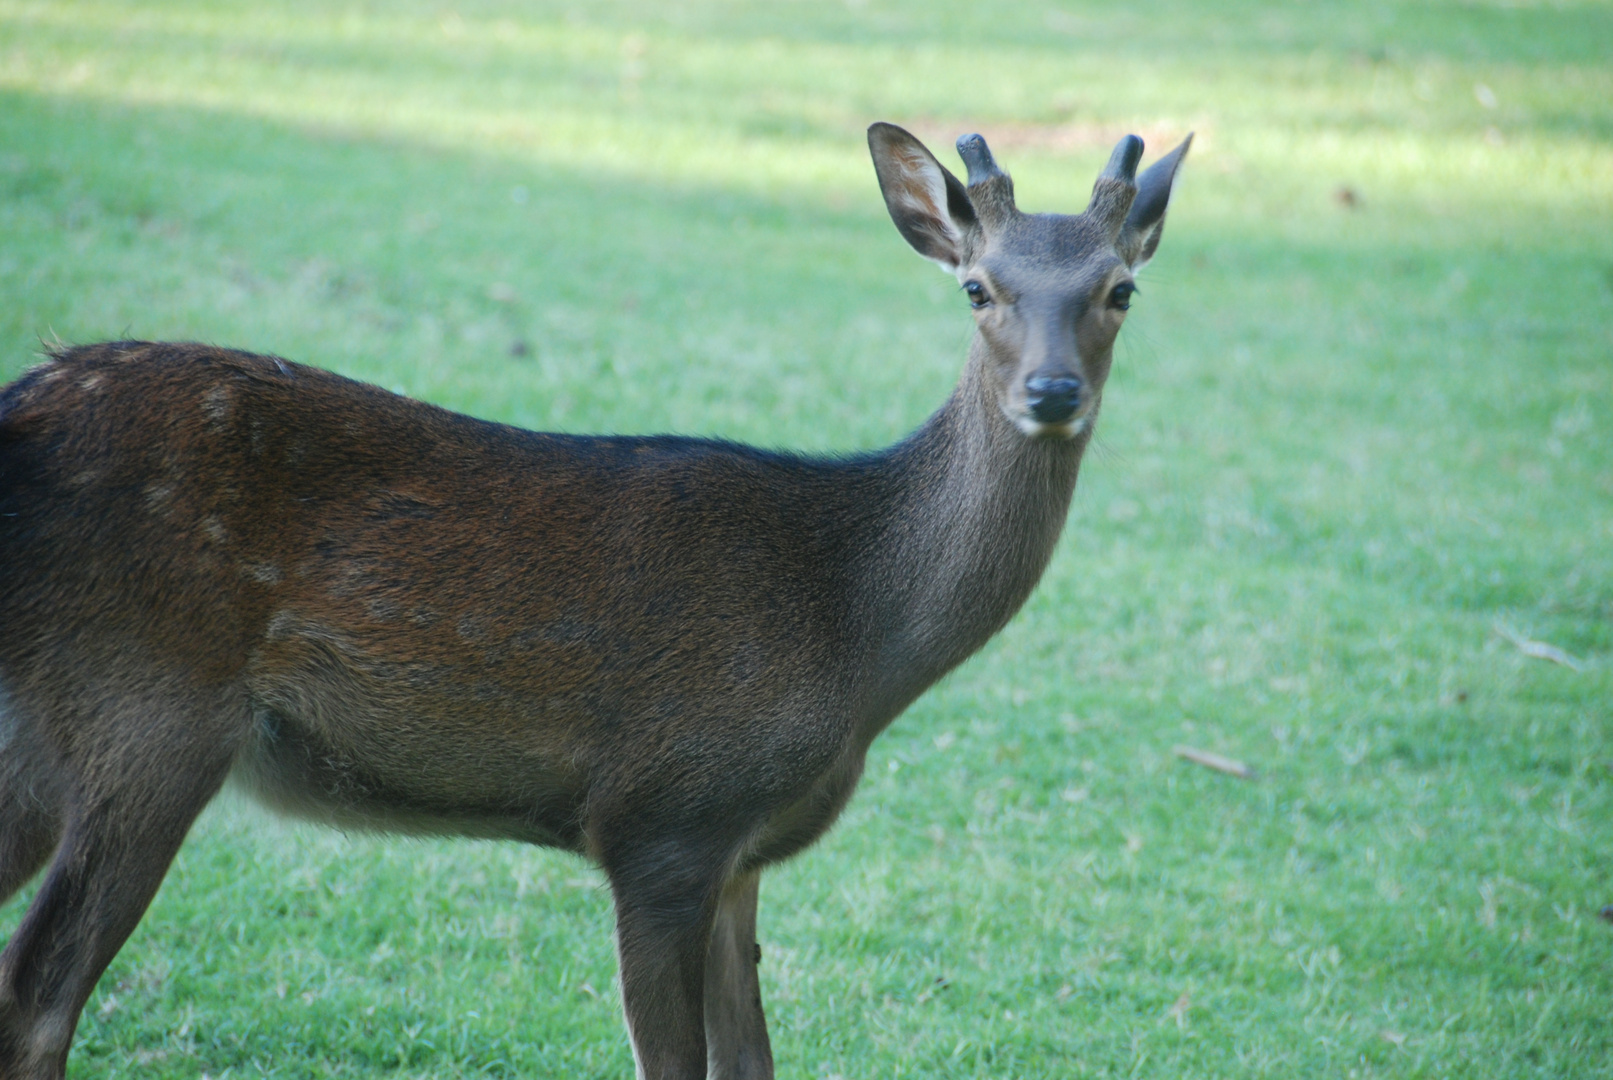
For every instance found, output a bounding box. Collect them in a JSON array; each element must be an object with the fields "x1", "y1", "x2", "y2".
[{"x1": 0, "y1": 124, "x2": 1187, "y2": 1079}]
